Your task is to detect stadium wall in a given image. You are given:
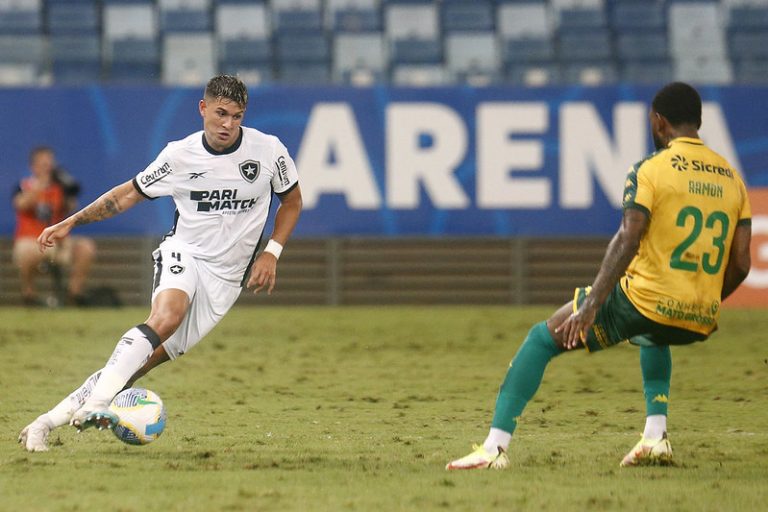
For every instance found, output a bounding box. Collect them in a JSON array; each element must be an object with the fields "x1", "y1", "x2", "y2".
[{"x1": 1, "y1": 86, "x2": 766, "y2": 306}]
